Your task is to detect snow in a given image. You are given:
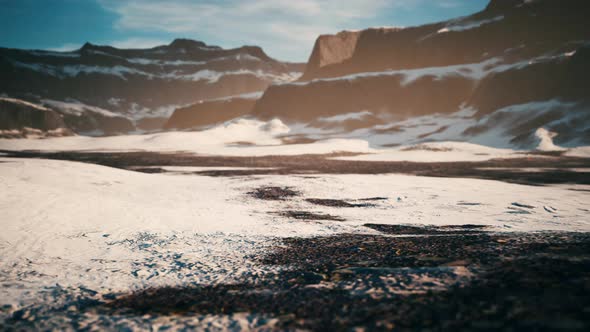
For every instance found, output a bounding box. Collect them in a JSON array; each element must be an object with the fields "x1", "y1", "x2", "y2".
[
  {"x1": 1, "y1": 157, "x2": 589, "y2": 309},
  {"x1": 126, "y1": 58, "x2": 206, "y2": 66},
  {"x1": 42, "y1": 99, "x2": 125, "y2": 118},
  {"x1": 335, "y1": 141, "x2": 519, "y2": 162},
  {"x1": 61, "y1": 65, "x2": 150, "y2": 80},
  {"x1": 313, "y1": 99, "x2": 585, "y2": 154},
  {"x1": 126, "y1": 103, "x2": 183, "y2": 120},
  {"x1": 0, "y1": 118, "x2": 298, "y2": 155},
  {"x1": 566, "y1": 146, "x2": 590, "y2": 158},
  {"x1": 107, "y1": 97, "x2": 123, "y2": 107},
  {"x1": 126, "y1": 53, "x2": 260, "y2": 66},
  {"x1": 28, "y1": 50, "x2": 80, "y2": 58},
  {"x1": 211, "y1": 54, "x2": 262, "y2": 63},
  {"x1": 281, "y1": 49, "x2": 578, "y2": 89},
  {"x1": 10, "y1": 60, "x2": 300, "y2": 84},
  {"x1": 437, "y1": 16, "x2": 504, "y2": 34},
  {"x1": 10, "y1": 61, "x2": 150, "y2": 80},
  {"x1": 0, "y1": 127, "x2": 71, "y2": 139},
  {"x1": 129, "y1": 166, "x2": 277, "y2": 172},
  {"x1": 206, "y1": 91, "x2": 264, "y2": 102},
  {"x1": 476, "y1": 167, "x2": 590, "y2": 173},
  {"x1": 1, "y1": 108, "x2": 588, "y2": 160},
  {"x1": 318, "y1": 111, "x2": 373, "y2": 122},
  {"x1": 281, "y1": 58, "x2": 503, "y2": 87},
  {"x1": 0, "y1": 97, "x2": 51, "y2": 112},
  {"x1": 535, "y1": 128, "x2": 566, "y2": 151},
  {"x1": 171, "y1": 69, "x2": 300, "y2": 84}
]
